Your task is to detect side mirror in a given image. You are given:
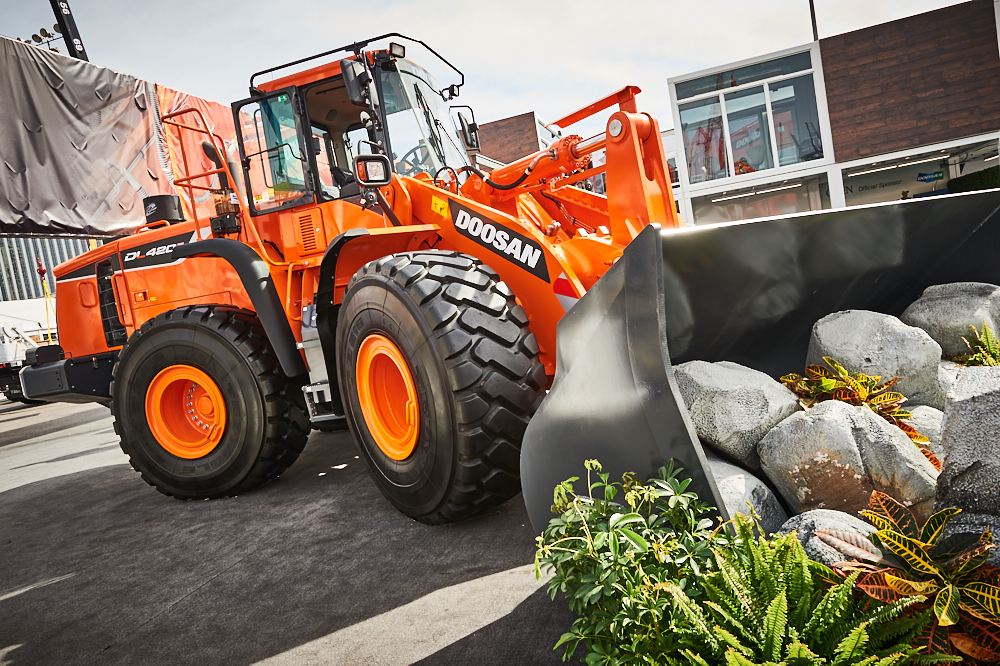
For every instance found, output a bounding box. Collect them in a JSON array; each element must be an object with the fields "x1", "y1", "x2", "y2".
[
  {"x1": 312, "y1": 136, "x2": 322, "y2": 155},
  {"x1": 341, "y1": 59, "x2": 369, "y2": 108},
  {"x1": 353, "y1": 154, "x2": 393, "y2": 188},
  {"x1": 201, "y1": 140, "x2": 229, "y2": 188},
  {"x1": 458, "y1": 113, "x2": 480, "y2": 151}
]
